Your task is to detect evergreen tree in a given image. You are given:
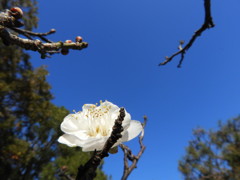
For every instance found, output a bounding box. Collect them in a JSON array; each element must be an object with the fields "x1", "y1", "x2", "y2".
[
  {"x1": 179, "y1": 117, "x2": 240, "y2": 180},
  {"x1": 0, "y1": 1, "x2": 107, "y2": 179}
]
